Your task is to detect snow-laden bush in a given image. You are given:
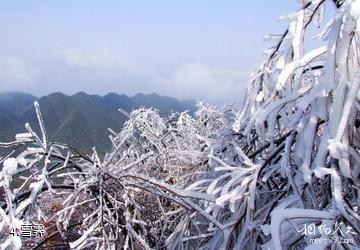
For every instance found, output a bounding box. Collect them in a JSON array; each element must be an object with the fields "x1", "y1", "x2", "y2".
[
  {"x1": 0, "y1": 102, "x2": 231, "y2": 249},
  {"x1": 1, "y1": 0, "x2": 360, "y2": 249},
  {"x1": 169, "y1": 1, "x2": 360, "y2": 248}
]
